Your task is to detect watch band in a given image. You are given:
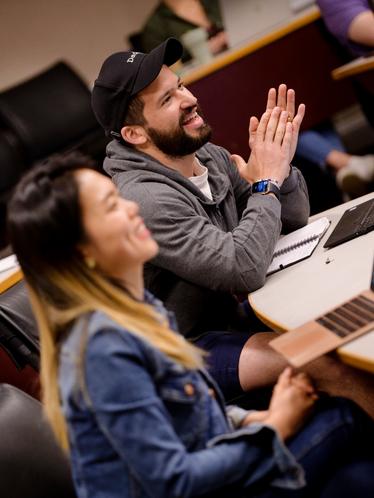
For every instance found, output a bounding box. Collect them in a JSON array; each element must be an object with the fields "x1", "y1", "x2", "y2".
[{"x1": 251, "y1": 179, "x2": 281, "y2": 201}]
